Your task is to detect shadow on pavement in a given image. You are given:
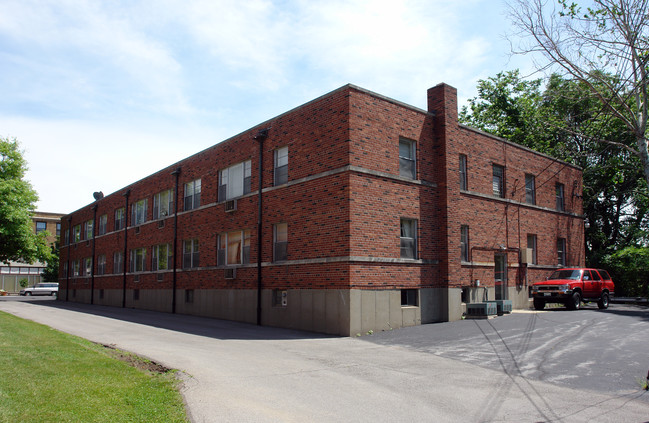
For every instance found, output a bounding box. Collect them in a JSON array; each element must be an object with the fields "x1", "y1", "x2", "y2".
[{"x1": 14, "y1": 298, "x2": 335, "y2": 341}]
